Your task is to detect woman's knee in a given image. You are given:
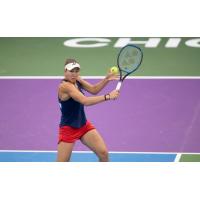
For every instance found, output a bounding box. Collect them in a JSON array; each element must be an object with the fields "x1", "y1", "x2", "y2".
[{"x1": 97, "y1": 149, "x2": 109, "y2": 161}]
